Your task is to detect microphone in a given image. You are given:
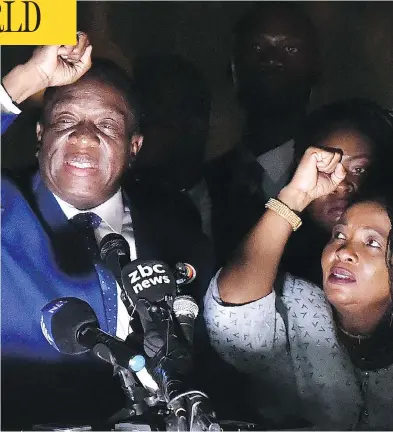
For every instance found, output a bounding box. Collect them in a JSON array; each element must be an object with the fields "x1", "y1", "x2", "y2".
[
  {"x1": 173, "y1": 295, "x2": 199, "y2": 346},
  {"x1": 40, "y1": 297, "x2": 145, "y2": 373},
  {"x1": 120, "y1": 259, "x2": 177, "y2": 357},
  {"x1": 120, "y1": 260, "x2": 193, "y2": 399},
  {"x1": 100, "y1": 233, "x2": 196, "y2": 297},
  {"x1": 120, "y1": 257, "x2": 199, "y2": 349},
  {"x1": 100, "y1": 234, "x2": 179, "y2": 312},
  {"x1": 121, "y1": 259, "x2": 177, "y2": 307},
  {"x1": 121, "y1": 262, "x2": 219, "y2": 429},
  {"x1": 173, "y1": 262, "x2": 197, "y2": 288},
  {"x1": 100, "y1": 233, "x2": 130, "y2": 284}
]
